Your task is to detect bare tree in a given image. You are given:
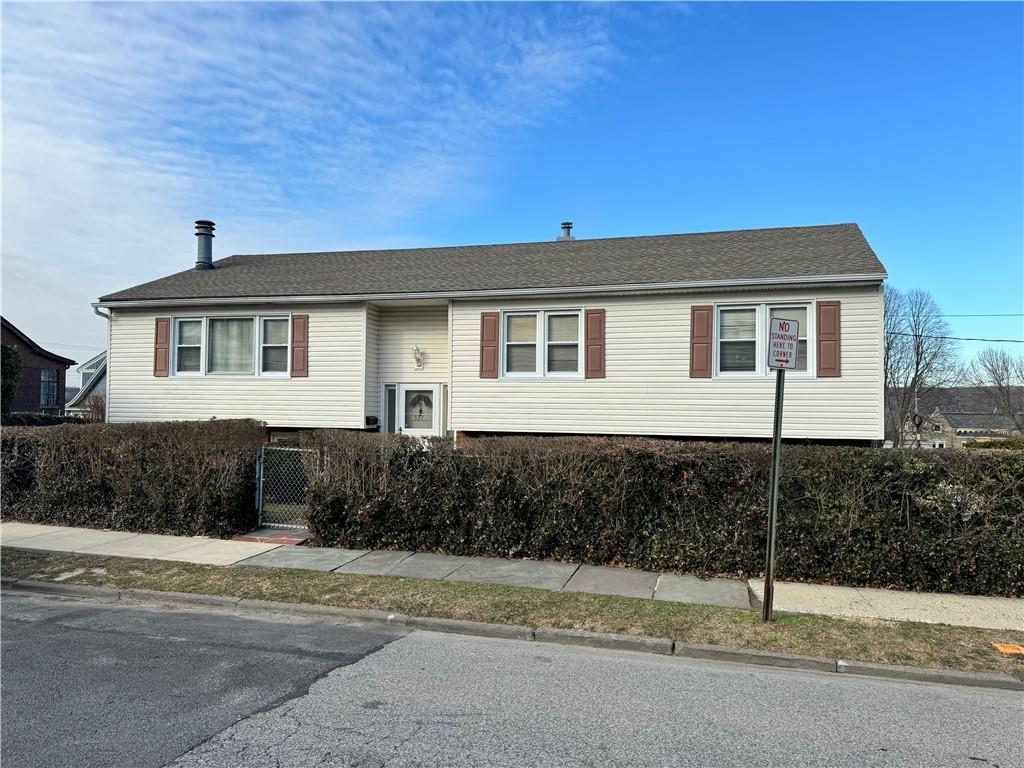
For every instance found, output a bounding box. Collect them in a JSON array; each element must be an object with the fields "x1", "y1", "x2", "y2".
[
  {"x1": 84, "y1": 394, "x2": 106, "y2": 423},
  {"x1": 884, "y1": 287, "x2": 963, "y2": 446},
  {"x1": 970, "y1": 347, "x2": 1024, "y2": 433}
]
